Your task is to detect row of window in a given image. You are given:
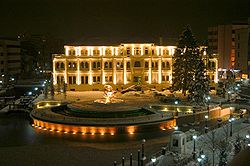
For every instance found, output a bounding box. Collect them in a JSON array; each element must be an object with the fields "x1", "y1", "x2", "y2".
[
  {"x1": 68, "y1": 48, "x2": 170, "y2": 56},
  {"x1": 60, "y1": 75, "x2": 171, "y2": 85},
  {"x1": 55, "y1": 61, "x2": 171, "y2": 70}
]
